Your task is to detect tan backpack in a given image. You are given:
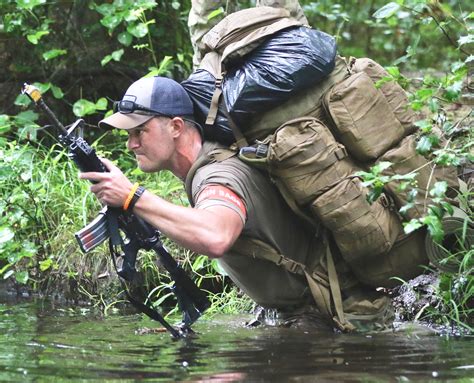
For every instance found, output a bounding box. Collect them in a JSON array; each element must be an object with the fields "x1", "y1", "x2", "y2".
[{"x1": 186, "y1": 6, "x2": 462, "y2": 329}]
